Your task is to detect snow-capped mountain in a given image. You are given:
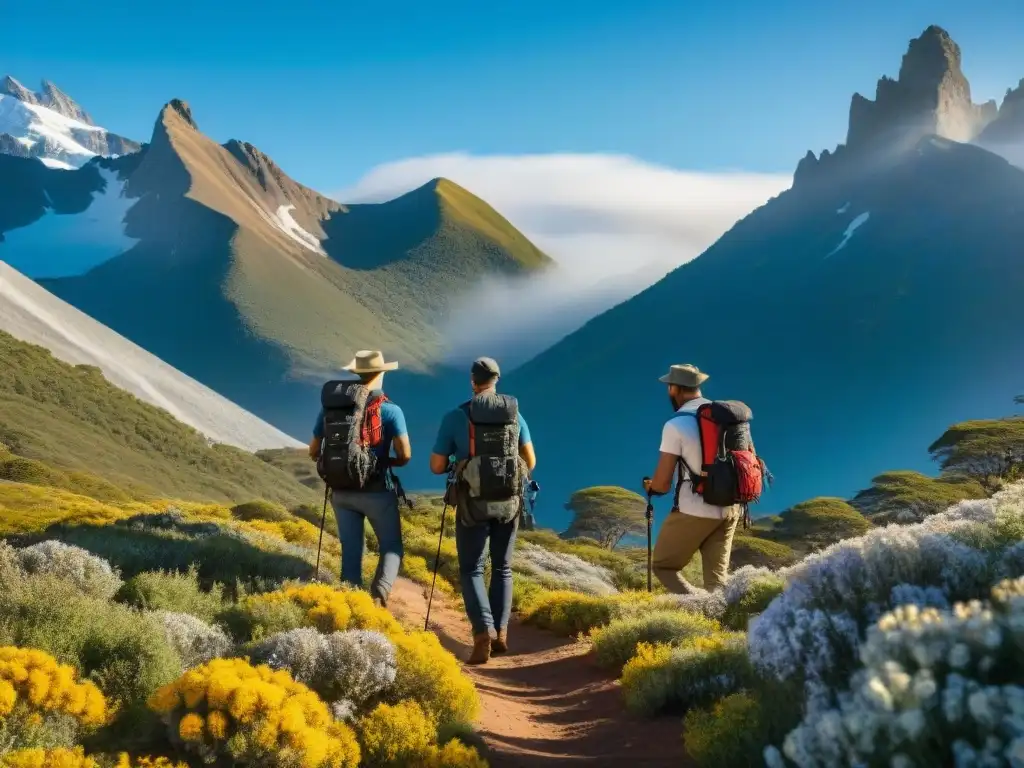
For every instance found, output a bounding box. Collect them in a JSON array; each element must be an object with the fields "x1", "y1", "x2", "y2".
[{"x1": 0, "y1": 76, "x2": 140, "y2": 170}]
